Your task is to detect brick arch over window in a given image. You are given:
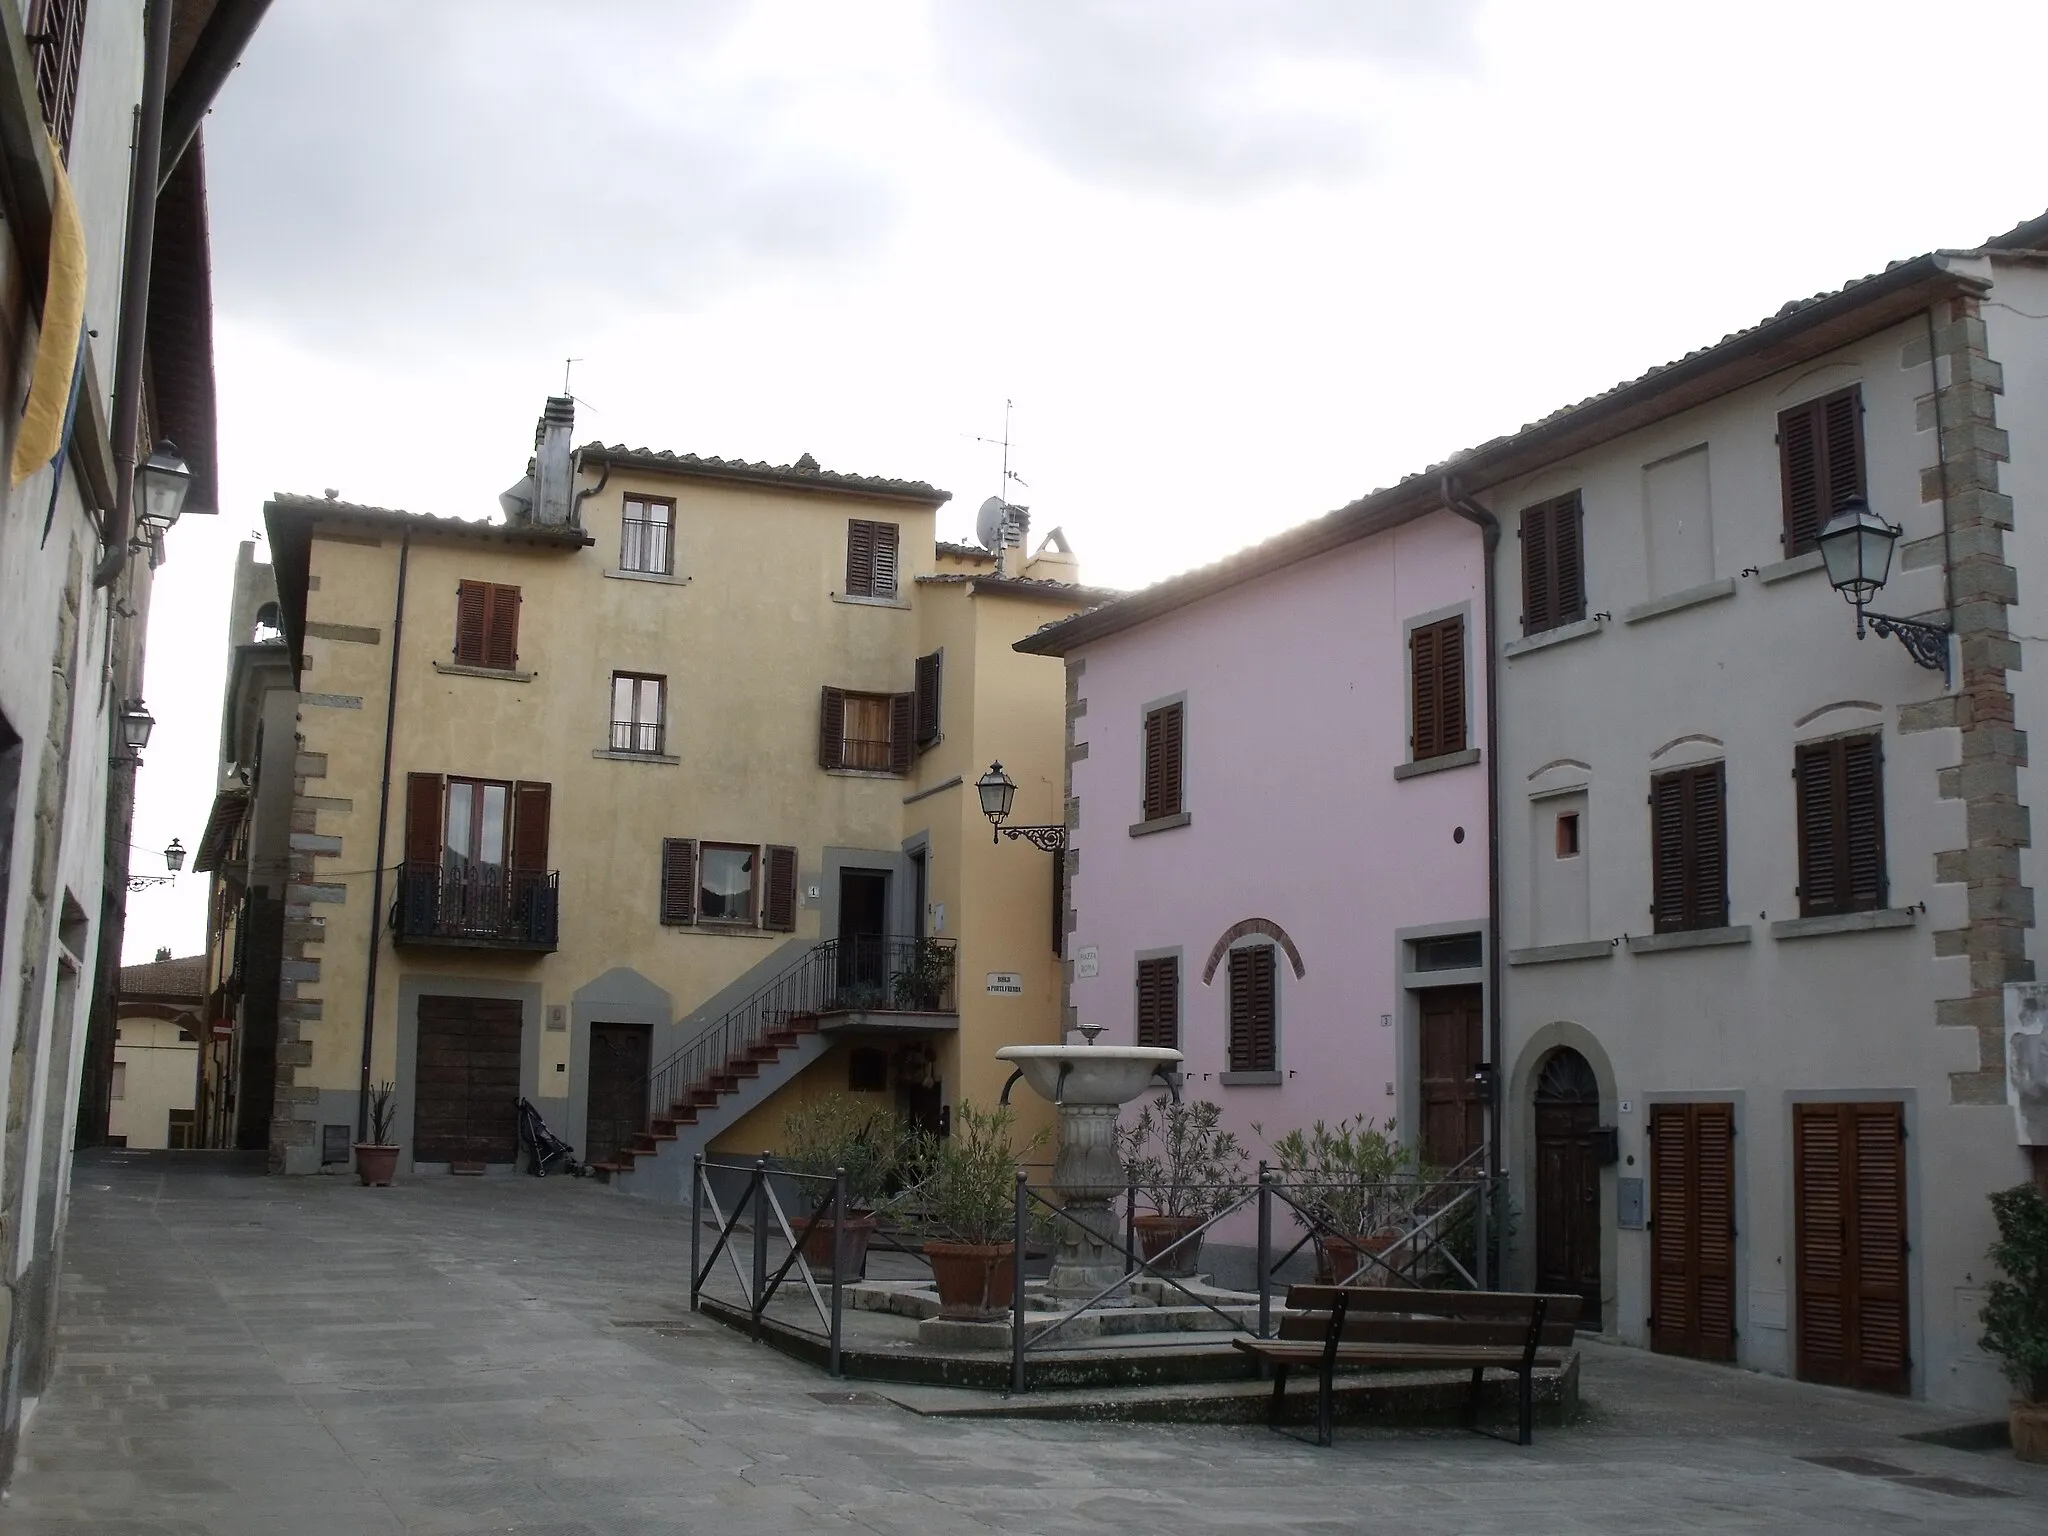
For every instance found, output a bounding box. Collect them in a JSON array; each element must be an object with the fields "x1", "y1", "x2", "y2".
[{"x1": 1200, "y1": 919, "x2": 1306, "y2": 986}]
